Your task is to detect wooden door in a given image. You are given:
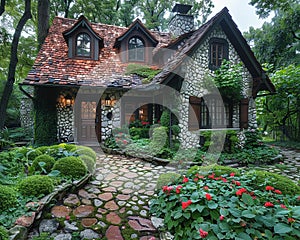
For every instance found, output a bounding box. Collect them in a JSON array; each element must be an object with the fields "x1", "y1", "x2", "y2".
[{"x1": 77, "y1": 99, "x2": 101, "y2": 144}]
